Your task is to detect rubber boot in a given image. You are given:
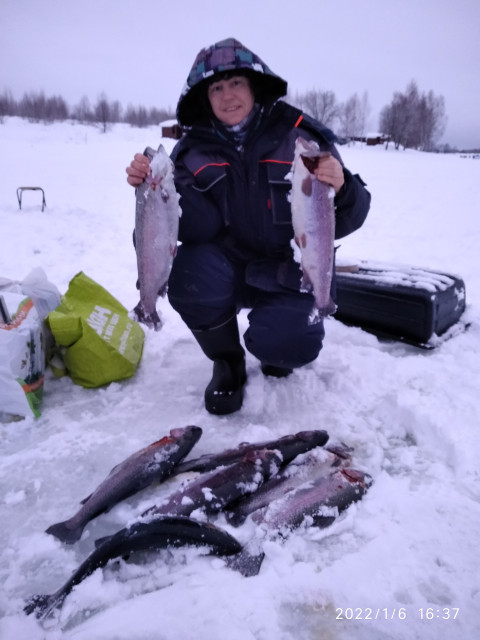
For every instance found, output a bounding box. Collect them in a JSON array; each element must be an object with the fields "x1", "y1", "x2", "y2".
[{"x1": 192, "y1": 317, "x2": 247, "y2": 415}]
